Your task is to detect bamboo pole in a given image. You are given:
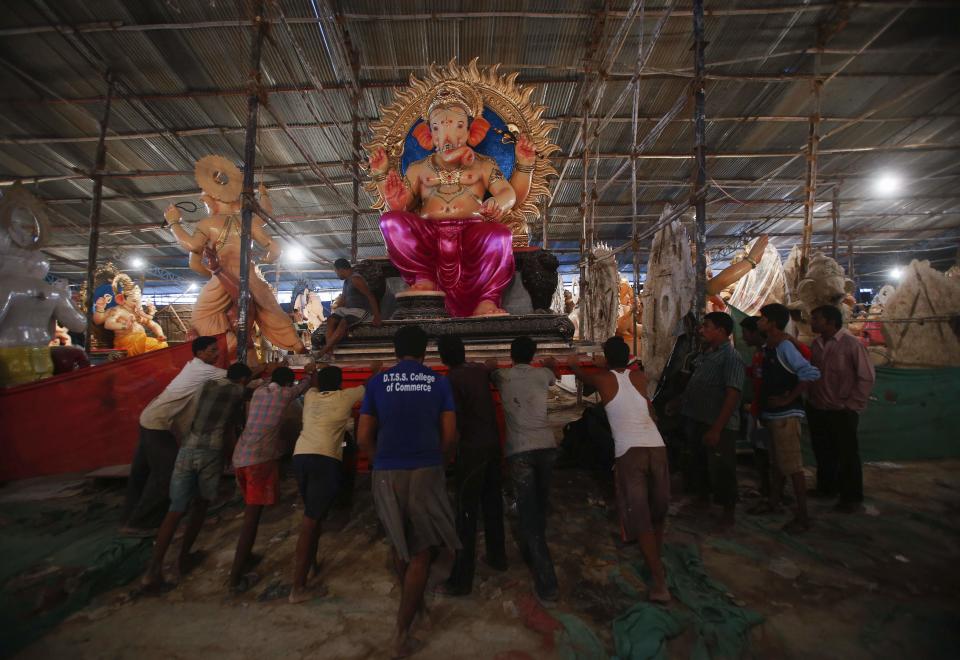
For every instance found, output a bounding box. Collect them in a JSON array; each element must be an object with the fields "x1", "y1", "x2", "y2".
[
  {"x1": 800, "y1": 55, "x2": 822, "y2": 274},
  {"x1": 236, "y1": 2, "x2": 267, "y2": 364},
  {"x1": 83, "y1": 74, "x2": 113, "y2": 353},
  {"x1": 692, "y1": 0, "x2": 708, "y2": 318},
  {"x1": 832, "y1": 186, "x2": 840, "y2": 259}
]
